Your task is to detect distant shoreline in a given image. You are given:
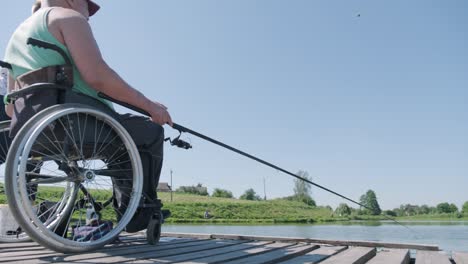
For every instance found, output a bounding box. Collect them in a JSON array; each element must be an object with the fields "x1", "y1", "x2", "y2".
[
  {"x1": 2, "y1": 191, "x2": 466, "y2": 224},
  {"x1": 157, "y1": 192, "x2": 468, "y2": 224},
  {"x1": 163, "y1": 217, "x2": 468, "y2": 224}
]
